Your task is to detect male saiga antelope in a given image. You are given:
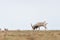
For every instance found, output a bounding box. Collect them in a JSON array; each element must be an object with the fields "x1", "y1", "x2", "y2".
[{"x1": 31, "y1": 21, "x2": 48, "y2": 30}]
